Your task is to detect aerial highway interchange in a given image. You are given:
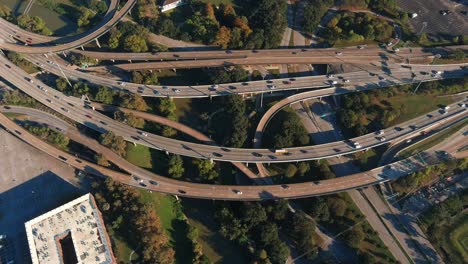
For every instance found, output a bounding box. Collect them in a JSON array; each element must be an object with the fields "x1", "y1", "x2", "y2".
[{"x1": 0, "y1": 0, "x2": 466, "y2": 200}]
